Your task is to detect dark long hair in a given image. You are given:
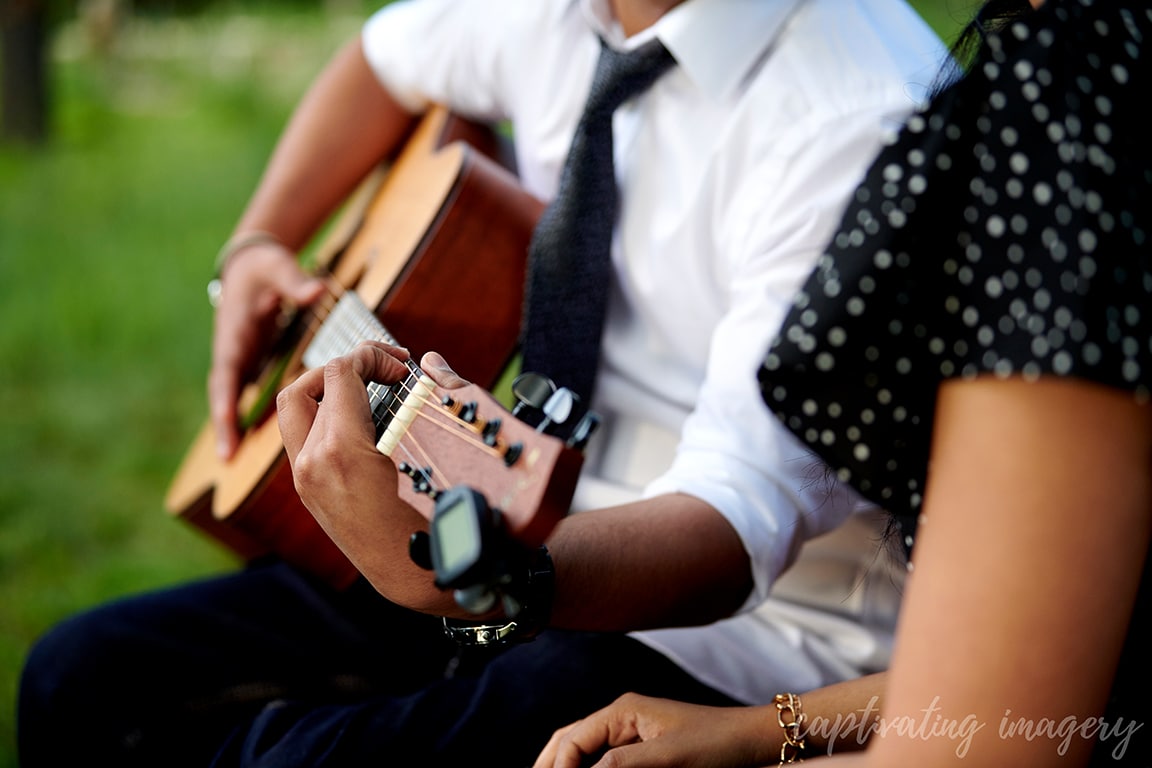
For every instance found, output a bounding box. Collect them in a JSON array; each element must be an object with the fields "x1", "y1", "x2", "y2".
[{"x1": 931, "y1": 0, "x2": 1036, "y2": 95}]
